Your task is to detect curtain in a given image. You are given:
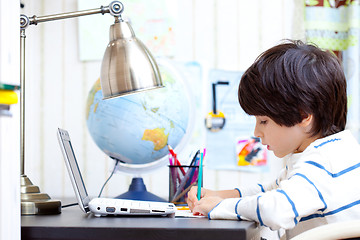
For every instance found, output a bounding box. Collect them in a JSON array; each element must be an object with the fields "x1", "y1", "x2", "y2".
[{"x1": 305, "y1": 0, "x2": 360, "y2": 139}]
